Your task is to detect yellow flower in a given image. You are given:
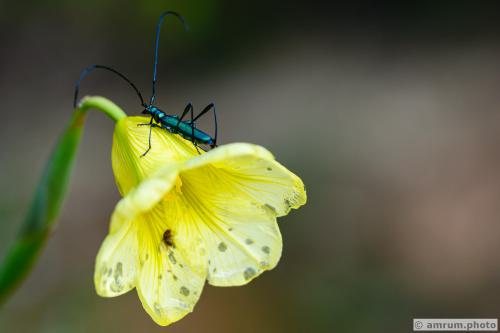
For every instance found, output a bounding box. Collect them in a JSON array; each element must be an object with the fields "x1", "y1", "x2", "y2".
[{"x1": 95, "y1": 116, "x2": 306, "y2": 326}]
